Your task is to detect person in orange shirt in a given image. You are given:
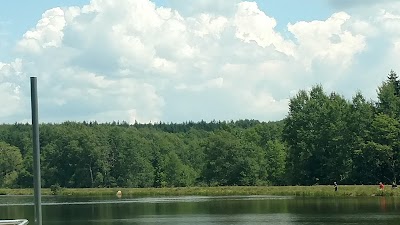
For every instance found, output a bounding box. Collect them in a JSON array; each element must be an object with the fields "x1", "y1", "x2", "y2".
[{"x1": 379, "y1": 182, "x2": 384, "y2": 190}]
